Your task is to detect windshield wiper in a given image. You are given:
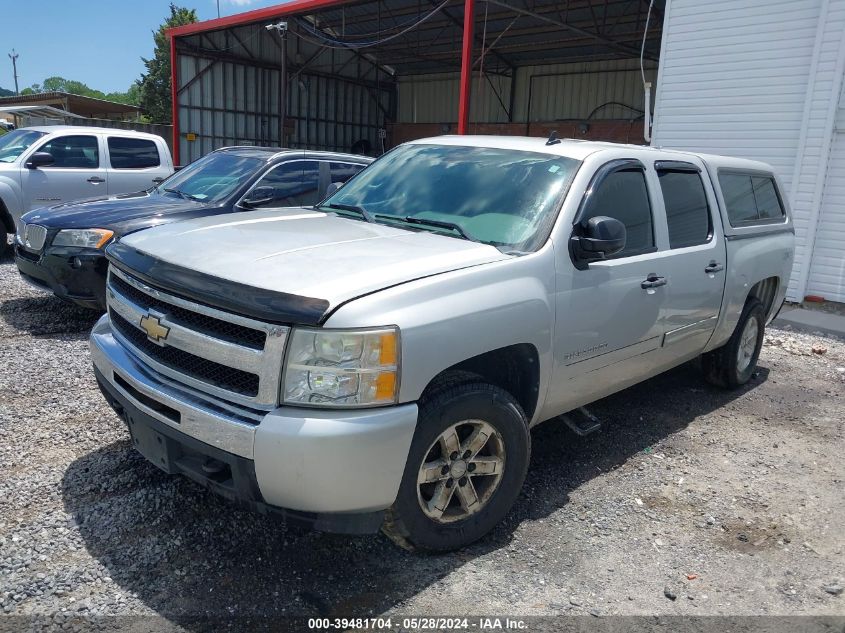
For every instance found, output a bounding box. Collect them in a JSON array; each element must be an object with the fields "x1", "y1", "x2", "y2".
[
  {"x1": 379, "y1": 215, "x2": 479, "y2": 242},
  {"x1": 163, "y1": 187, "x2": 203, "y2": 202},
  {"x1": 321, "y1": 202, "x2": 375, "y2": 223}
]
